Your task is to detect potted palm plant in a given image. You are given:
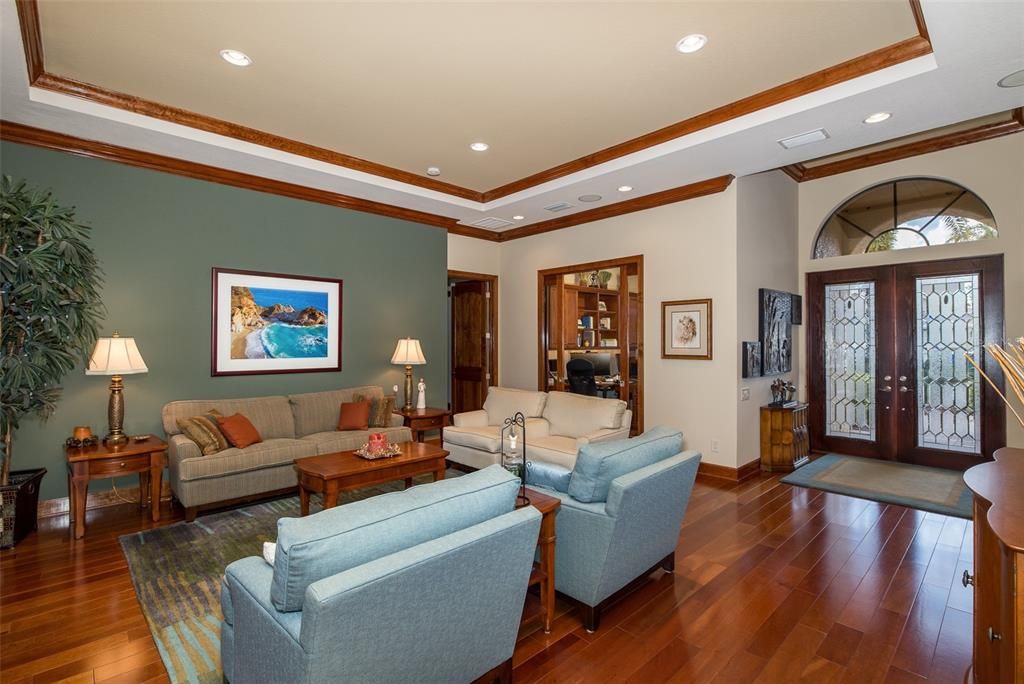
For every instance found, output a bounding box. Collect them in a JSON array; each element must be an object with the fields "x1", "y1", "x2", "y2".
[{"x1": 0, "y1": 176, "x2": 104, "y2": 547}]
